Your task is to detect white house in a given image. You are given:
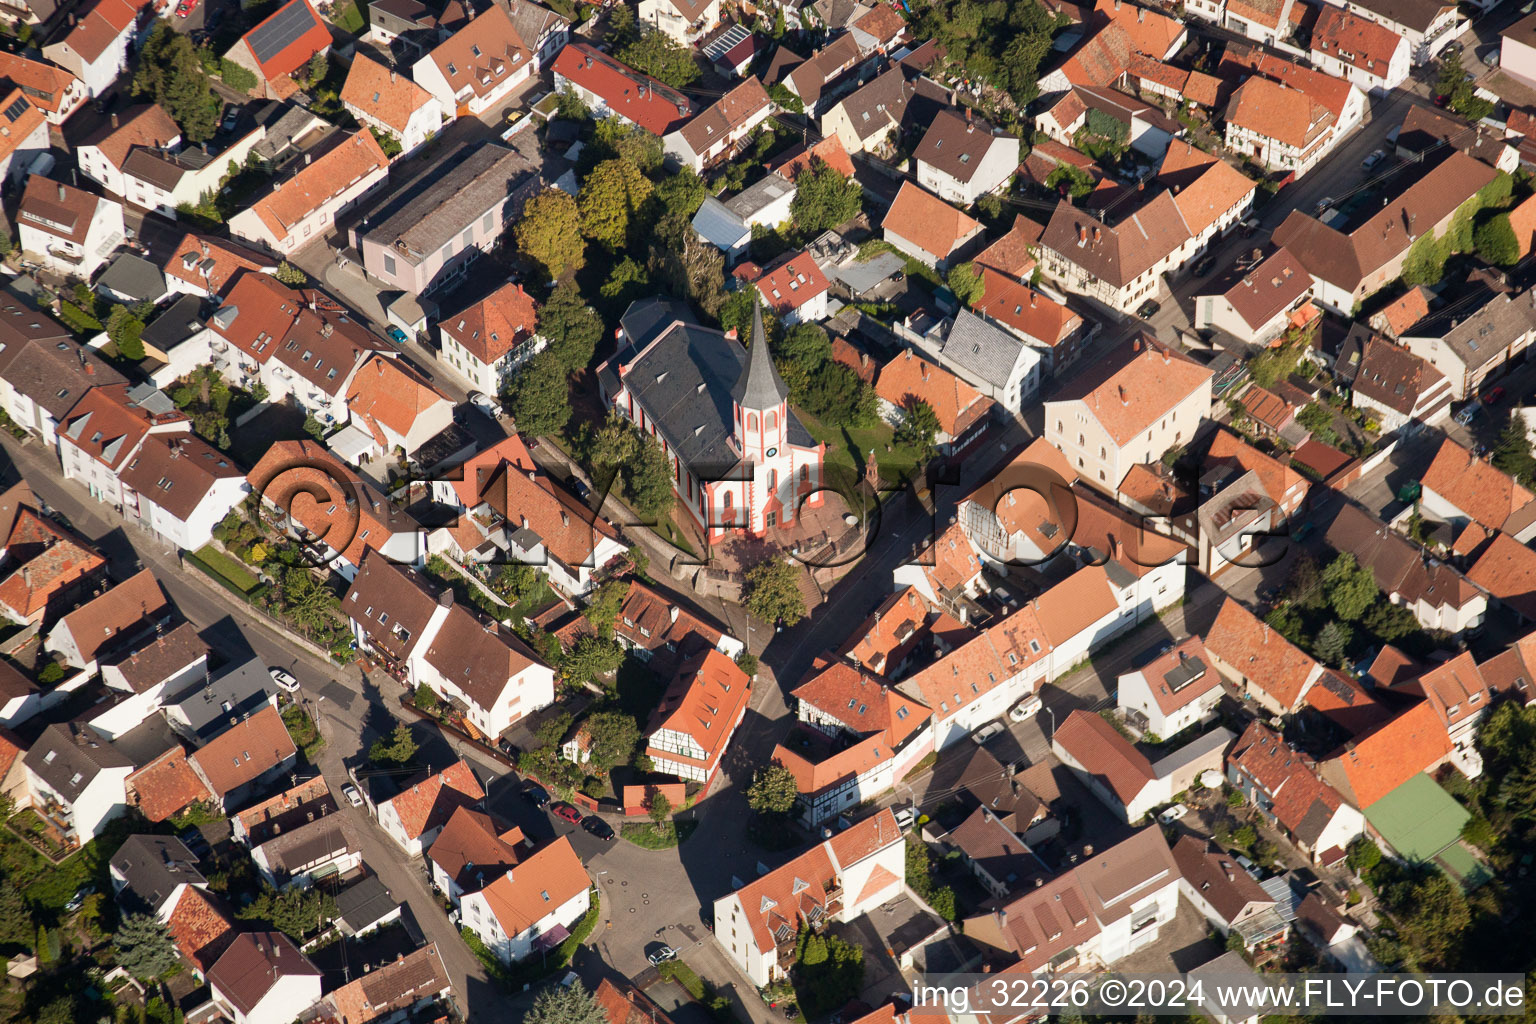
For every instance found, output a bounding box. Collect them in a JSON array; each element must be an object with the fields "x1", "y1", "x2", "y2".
[
  {"x1": 0, "y1": 89, "x2": 49, "y2": 184},
  {"x1": 1309, "y1": 5, "x2": 1410, "y2": 94},
  {"x1": 92, "y1": 622, "x2": 208, "y2": 741},
  {"x1": 227, "y1": 131, "x2": 390, "y2": 257},
  {"x1": 637, "y1": 0, "x2": 720, "y2": 44},
  {"x1": 437, "y1": 281, "x2": 546, "y2": 395},
  {"x1": 340, "y1": 54, "x2": 444, "y2": 157},
  {"x1": 343, "y1": 354, "x2": 454, "y2": 460},
  {"x1": 110, "y1": 834, "x2": 208, "y2": 920},
  {"x1": 713, "y1": 809, "x2": 904, "y2": 987},
  {"x1": 58, "y1": 384, "x2": 192, "y2": 512},
  {"x1": 411, "y1": 6, "x2": 534, "y2": 120},
  {"x1": 43, "y1": 0, "x2": 142, "y2": 98},
  {"x1": 643, "y1": 650, "x2": 752, "y2": 785},
  {"x1": 551, "y1": 42, "x2": 696, "y2": 138},
  {"x1": 1052, "y1": 711, "x2": 1231, "y2": 824},
  {"x1": 118, "y1": 434, "x2": 249, "y2": 551},
  {"x1": 1342, "y1": 0, "x2": 1461, "y2": 64},
  {"x1": 0, "y1": 52, "x2": 86, "y2": 124},
  {"x1": 22, "y1": 722, "x2": 134, "y2": 846},
  {"x1": 0, "y1": 315, "x2": 123, "y2": 451},
  {"x1": 737, "y1": 250, "x2": 830, "y2": 326},
  {"x1": 1117, "y1": 636, "x2": 1222, "y2": 738},
  {"x1": 459, "y1": 837, "x2": 589, "y2": 963},
  {"x1": 913, "y1": 109, "x2": 1019, "y2": 206},
  {"x1": 207, "y1": 932, "x2": 322, "y2": 1024},
  {"x1": 18, "y1": 176, "x2": 125, "y2": 279},
  {"x1": 374, "y1": 759, "x2": 485, "y2": 858},
  {"x1": 663, "y1": 76, "x2": 773, "y2": 172}
]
